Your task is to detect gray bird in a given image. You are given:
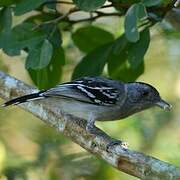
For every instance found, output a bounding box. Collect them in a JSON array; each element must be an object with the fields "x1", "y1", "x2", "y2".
[{"x1": 2, "y1": 76, "x2": 171, "y2": 147}]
